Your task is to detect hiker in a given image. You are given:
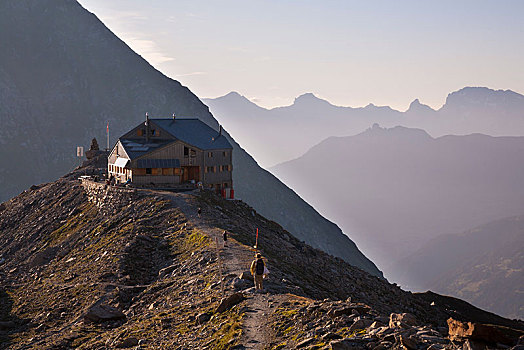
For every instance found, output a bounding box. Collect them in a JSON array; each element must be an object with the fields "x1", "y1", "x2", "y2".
[
  {"x1": 197, "y1": 207, "x2": 202, "y2": 218},
  {"x1": 222, "y1": 230, "x2": 228, "y2": 247},
  {"x1": 250, "y1": 253, "x2": 266, "y2": 291}
]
